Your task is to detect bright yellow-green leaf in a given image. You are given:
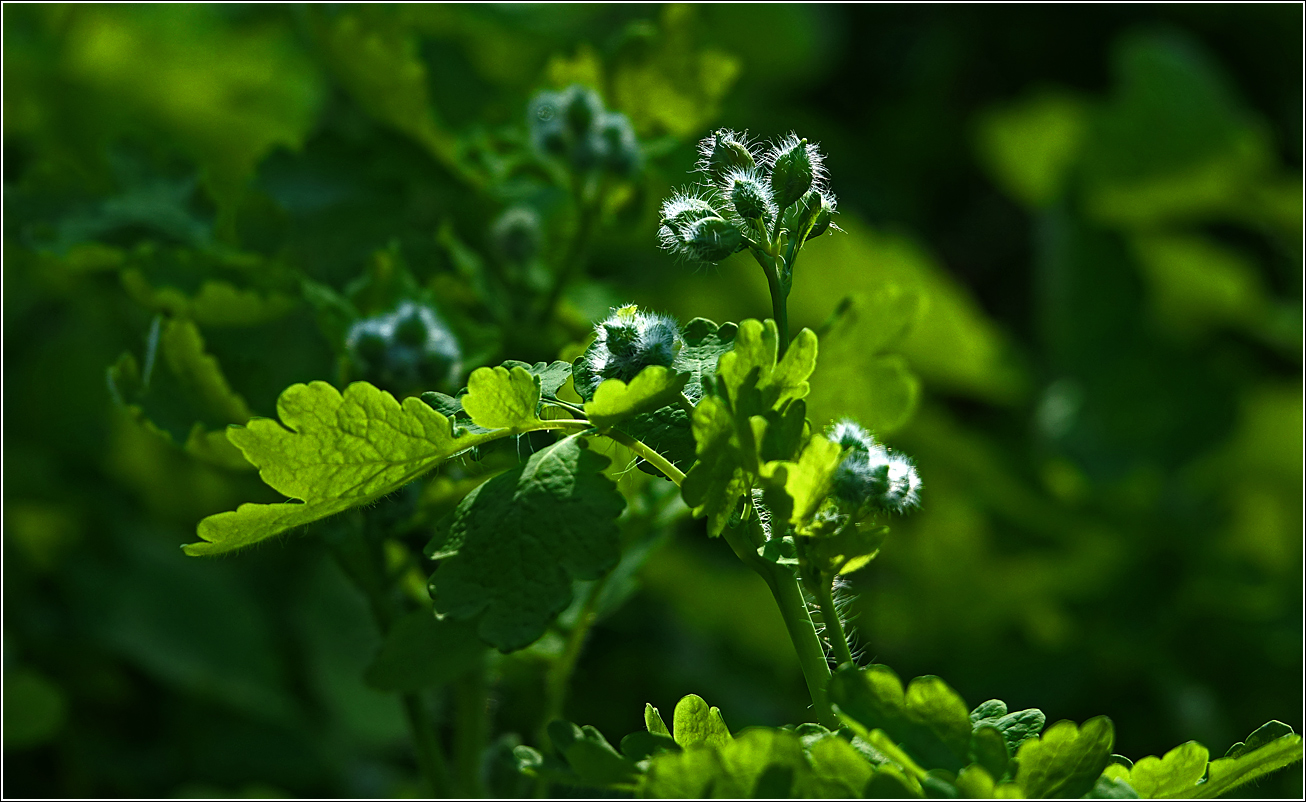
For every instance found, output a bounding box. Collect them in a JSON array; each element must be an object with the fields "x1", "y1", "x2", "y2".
[
  {"x1": 586, "y1": 366, "x2": 689, "y2": 430},
  {"x1": 1014, "y1": 717, "x2": 1114, "y2": 799},
  {"x1": 761, "y1": 434, "x2": 841, "y2": 531},
  {"x1": 460, "y1": 365, "x2": 542, "y2": 430},
  {"x1": 1127, "y1": 741, "x2": 1208, "y2": 798},
  {"x1": 187, "y1": 381, "x2": 501, "y2": 556},
  {"x1": 671, "y1": 694, "x2": 732, "y2": 750}
]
